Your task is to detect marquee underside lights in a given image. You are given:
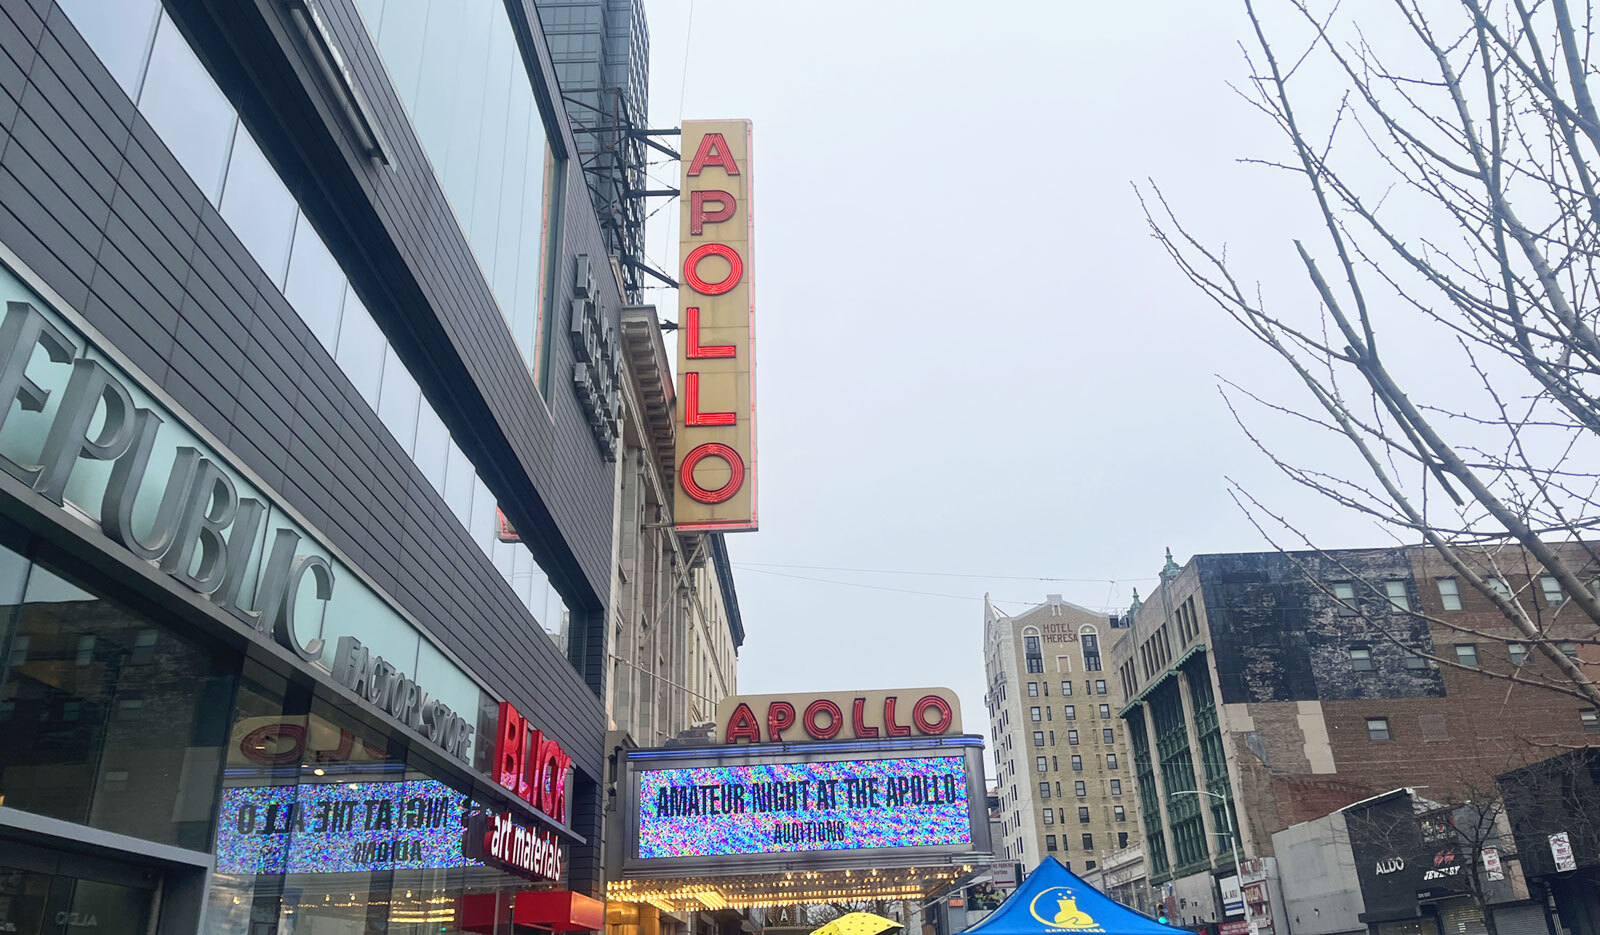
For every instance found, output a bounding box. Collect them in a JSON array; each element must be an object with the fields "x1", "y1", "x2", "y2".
[
  {"x1": 605, "y1": 864, "x2": 979, "y2": 912},
  {"x1": 674, "y1": 120, "x2": 756, "y2": 532}
]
